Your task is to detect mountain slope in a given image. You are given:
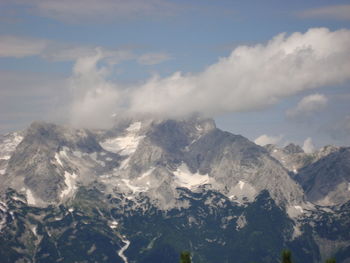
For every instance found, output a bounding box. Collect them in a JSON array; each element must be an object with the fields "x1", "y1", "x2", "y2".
[{"x1": 295, "y1": 147, "x2": 350, "y2": 206}]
